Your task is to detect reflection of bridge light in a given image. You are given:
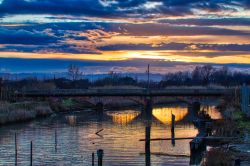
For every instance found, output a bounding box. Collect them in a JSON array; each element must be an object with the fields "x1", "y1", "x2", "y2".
[
  {"x1": 106, "y1": 110, "x2": 140, "y2": 125},
  {"x1": 66, "y1": 115, "x2": 77, "y2": 125},
  {"x1": 202, "y1": 106, "x2": 222, "y2": 119},
  {"x1": 152, "y1": 107, "x2": 188, "y2": 124}
]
